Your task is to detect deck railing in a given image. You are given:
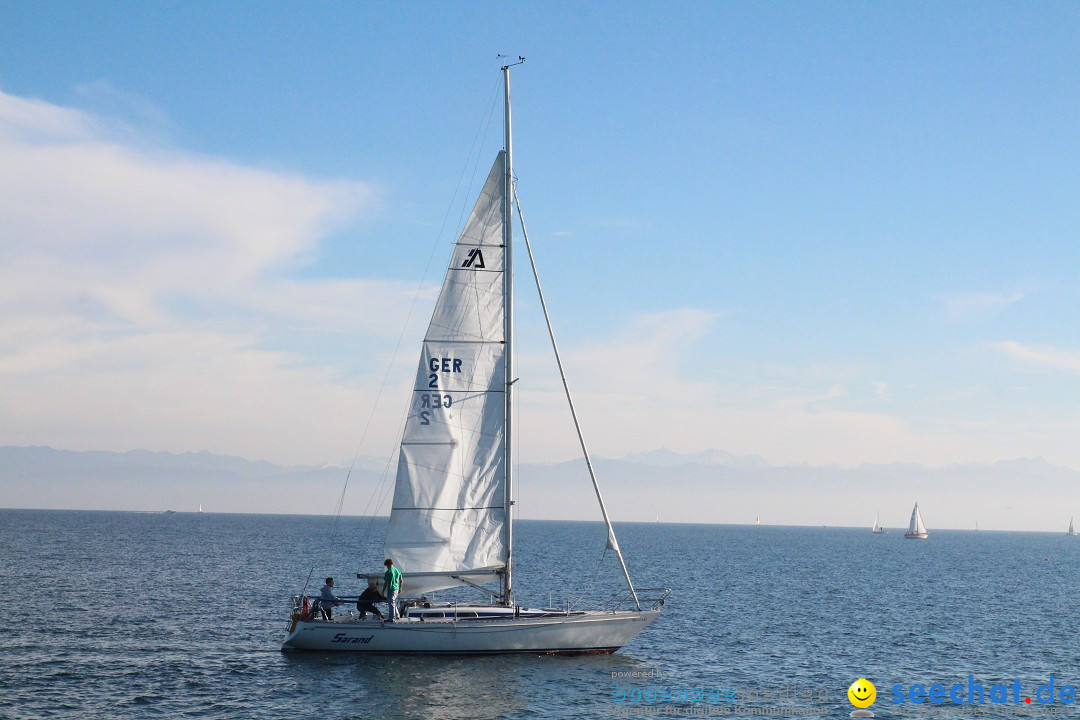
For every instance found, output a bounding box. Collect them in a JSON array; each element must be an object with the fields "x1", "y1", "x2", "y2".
[{"x1": 600, "y1": 586, "x2": 671, "y2": 612}]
